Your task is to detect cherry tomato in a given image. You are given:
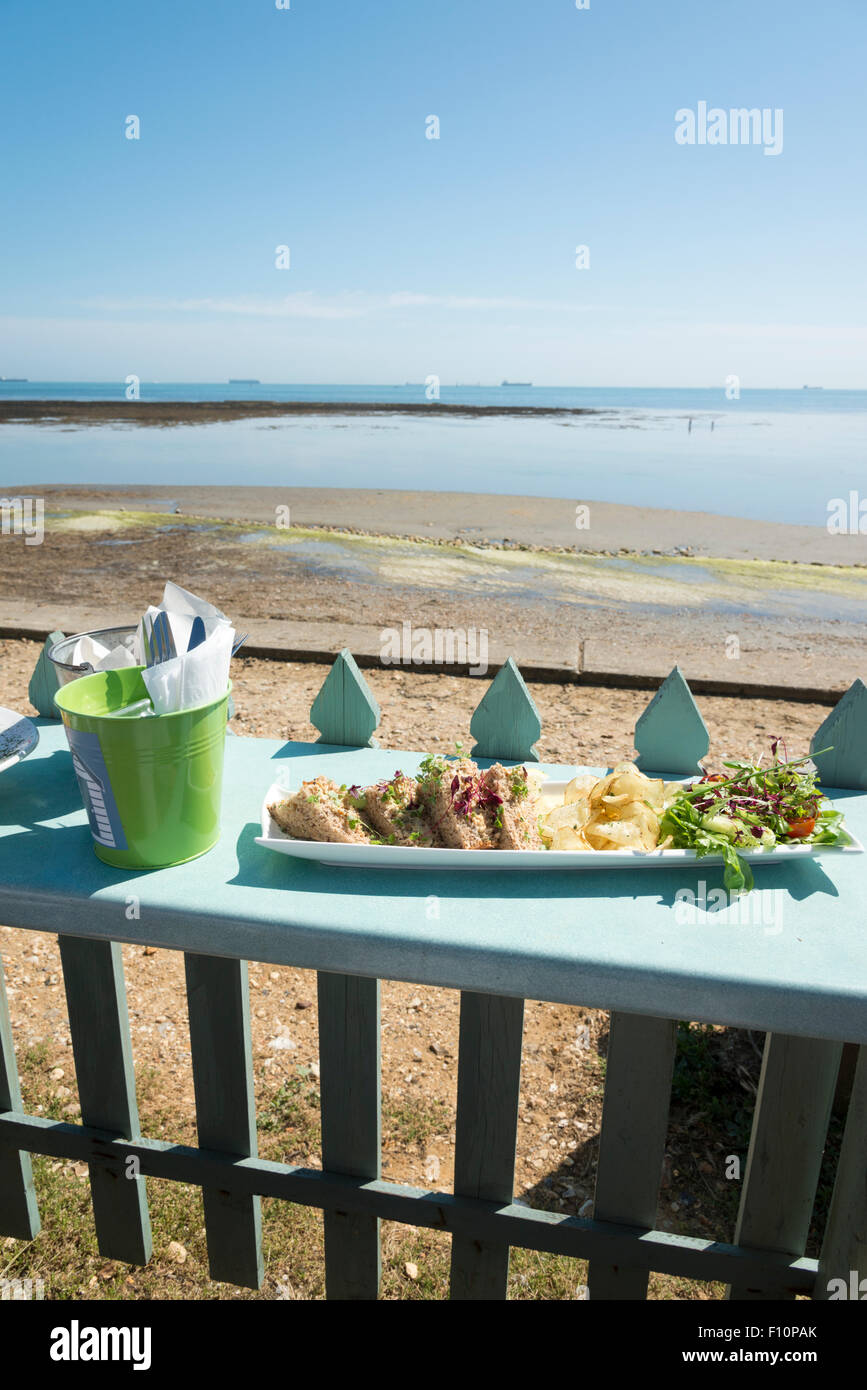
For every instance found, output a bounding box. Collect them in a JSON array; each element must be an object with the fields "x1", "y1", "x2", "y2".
[
  {"x1": 786, "y1": 818, "x2": 816, "y2": 838},
  {"x1": 699, "y1": 774, "x2": 727, "y2": 783}
]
